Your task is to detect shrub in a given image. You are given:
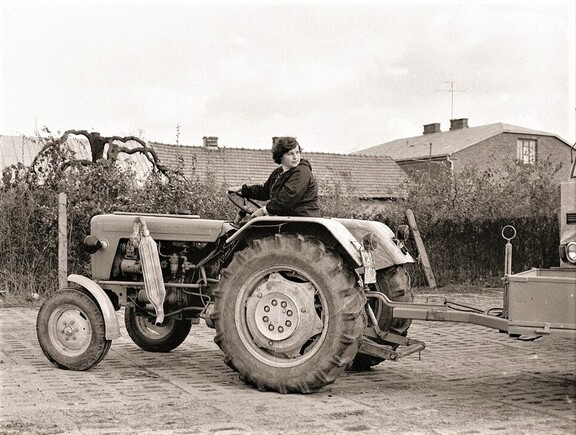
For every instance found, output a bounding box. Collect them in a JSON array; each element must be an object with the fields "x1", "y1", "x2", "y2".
[{"x1": 404, "y1": 158, "x2": 562, "y2": 224}]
